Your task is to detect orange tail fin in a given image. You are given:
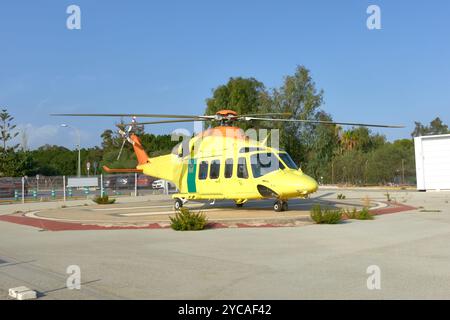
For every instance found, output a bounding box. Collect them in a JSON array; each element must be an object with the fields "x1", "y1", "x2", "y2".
[{"x1": 130, "y1": 134, "x2": 149, "y2": 165}]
